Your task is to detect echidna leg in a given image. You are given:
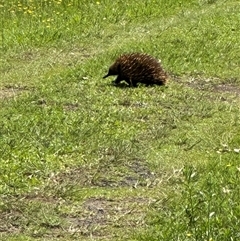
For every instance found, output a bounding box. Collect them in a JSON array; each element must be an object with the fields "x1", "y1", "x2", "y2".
[
  {"x1": 114, "y1": 75, "x2": 122, "y2": 84},
  {"x1": 132, "y1": 82, "x2": 137, "y2": 87},
  {"x1": 129, "y1": 79, "x2": 137, "y2": 87},
  {"x1": 125, "y1": 78, "x2": 134, "y2": 87},
  {"x1": 124, "y1": 78, "x2": 131, "y2": 86}
]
